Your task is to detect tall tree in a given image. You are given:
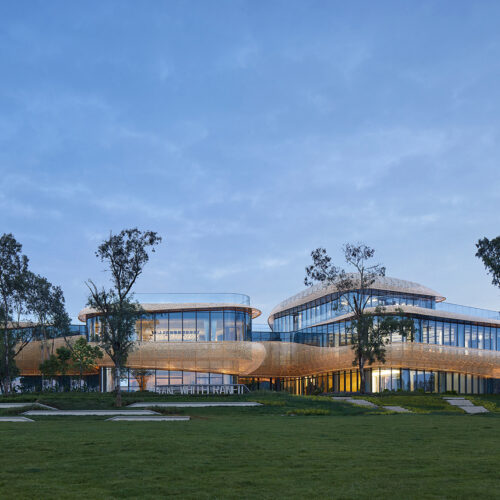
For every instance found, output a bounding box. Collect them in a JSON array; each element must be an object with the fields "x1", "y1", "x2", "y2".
[
  {"x1": 0, "y1": 234, "x2": 30, "y2": 394},
  {"x1": 305, "y1": 243, "x2": 414, "y2": 393},
  {"x1": 0, "y1": 234, "x2": 71, "y2": 394},
  {"x1": 476, "y1": 236, "x2": 500, "y2": 290},
  {"x1": 26, "y1": 273, "x2": 72, "y2": 373},
  {"x1": 86, "y1": 228, "x2": 162, "y2": 406}
]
